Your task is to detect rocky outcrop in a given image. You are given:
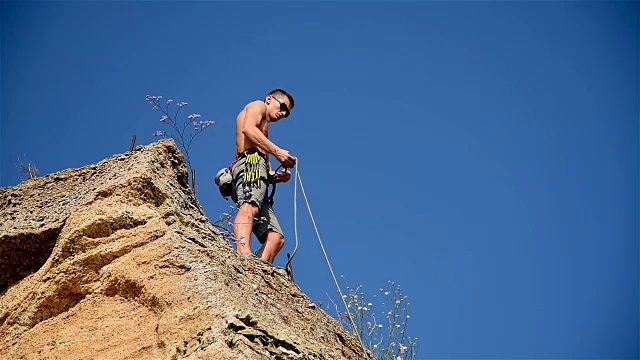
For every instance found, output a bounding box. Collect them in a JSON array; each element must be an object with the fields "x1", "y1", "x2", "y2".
[{"x1": 0, "y1": 140, "x2": 367, "y2": 359}]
